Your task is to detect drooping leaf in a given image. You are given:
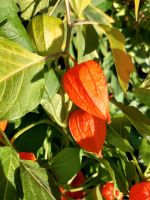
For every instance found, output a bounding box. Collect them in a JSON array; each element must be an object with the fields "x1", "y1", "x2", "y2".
[
  {"x1": 0, "y1": 37, "x2": 45, "y2": 120},
  {"x1": 134, "y1": 0, "x2": 140, "y2": 21},
  {"x1": 49, "y1": 147, "x2": 81, "y2": 184},
  {"x1": 0, "y1": 0, "x2": 35, "y2": 51},
  {"x1": 0, "y1": 147, "x2": 19, "y2": 200},
  {"x1": 111, "y1": 99, "x2": 150, "y2": 137},
  {"x1": 100, "y1": 25, "x2": 135, "y2": 92},
  {"x1": 17, "y1": 0, "x2": 49, "y2": 20},
  {"x1": 63, "y1": 60, "x2": 110, "y2": 122},
  {"x1": 134, "y1": 72, "x2": 150, "y2": 107},
  {"x1": 69, "y1": 0, "x2": 91, "y2": 18},
  {"x1": 20, "y1": 160, "x2": 55, "y2": 200},
  {"x1": 0, "y1": 120, "x2": 7, "y2": 131},
  {"x1": 107, "y1": 125, "x2": 133, "y2": 153},
  {"x1": 27, "y1": 15, "x2": 64, "y2": 56},
  {"x1": 85, "y1": 4, "x2": 114, "y2": 25},
  {"x1": 85, "y1": 186, "x2": 103, "y2": 200},
  {"x1": 139, "y1": 138, "x2": 150, "y2": 166},
  {"x1": 69, "y1": 110, "x2": 106, "y2": 157}
]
